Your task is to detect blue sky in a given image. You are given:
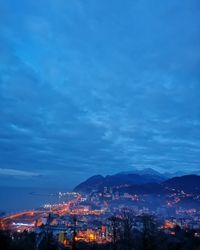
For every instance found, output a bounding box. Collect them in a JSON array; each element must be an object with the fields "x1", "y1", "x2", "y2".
[{"x1": 0, "y1": 0, "x2": 200, "y2": 188}]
